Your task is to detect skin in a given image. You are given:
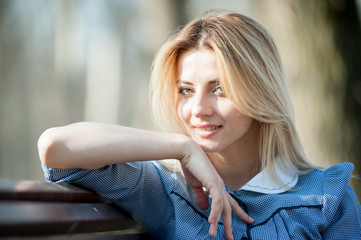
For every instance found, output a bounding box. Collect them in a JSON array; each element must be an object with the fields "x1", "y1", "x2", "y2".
[
  {"x1": 175, "y1": 48, "x2": 261, "y2": 238},
  {"x1": 37, "y1": 48, "x2": 258, "y2": 240},
  {"x1": 176, "y1": 48, "x2": 261, "y2": 191}
]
